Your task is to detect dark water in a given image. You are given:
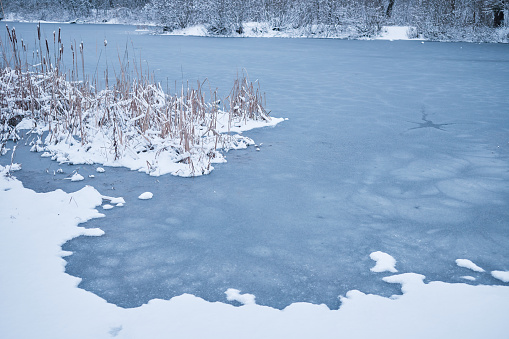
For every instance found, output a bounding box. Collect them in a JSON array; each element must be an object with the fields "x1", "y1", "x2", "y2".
[{"x1": 2, "y1": 22, "x2": 509, "y2": 309}]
